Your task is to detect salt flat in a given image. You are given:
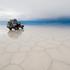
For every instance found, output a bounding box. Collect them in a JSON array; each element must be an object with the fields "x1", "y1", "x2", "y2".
[{"x1": 0, "y1": 25, "x2": 70, "y2": 70}]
